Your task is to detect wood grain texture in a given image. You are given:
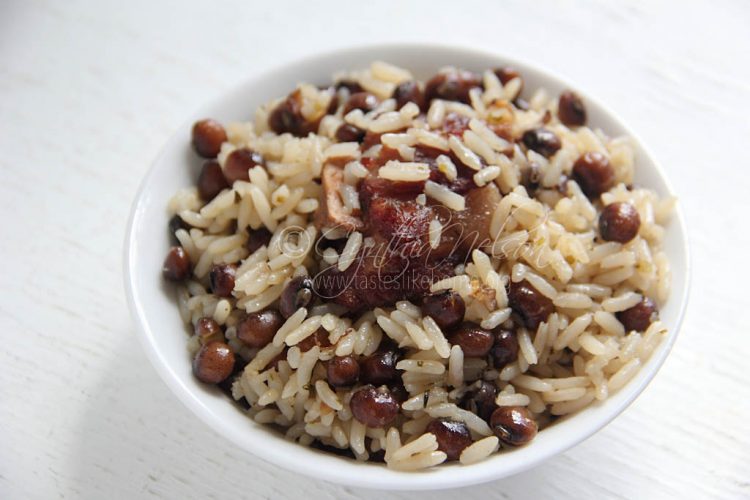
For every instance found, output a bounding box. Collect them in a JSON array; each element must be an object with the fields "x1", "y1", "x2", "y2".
[{"x1": 1, "y1": 0, "x2": 749, "y2": 498}]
